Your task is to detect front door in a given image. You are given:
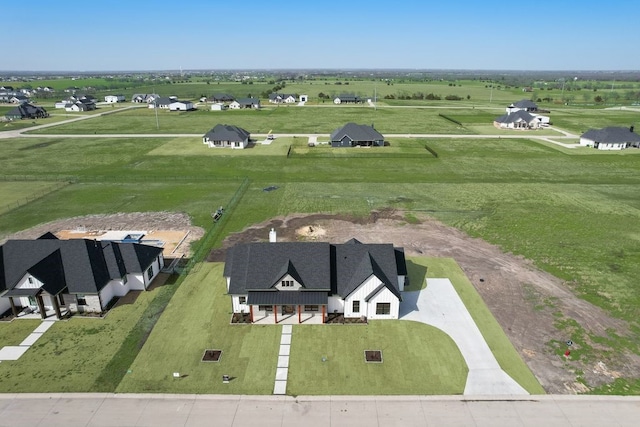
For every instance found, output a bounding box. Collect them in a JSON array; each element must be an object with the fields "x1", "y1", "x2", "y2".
[{"x1": 282, "y1": 305, "x2": 295, "y2": 315}]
